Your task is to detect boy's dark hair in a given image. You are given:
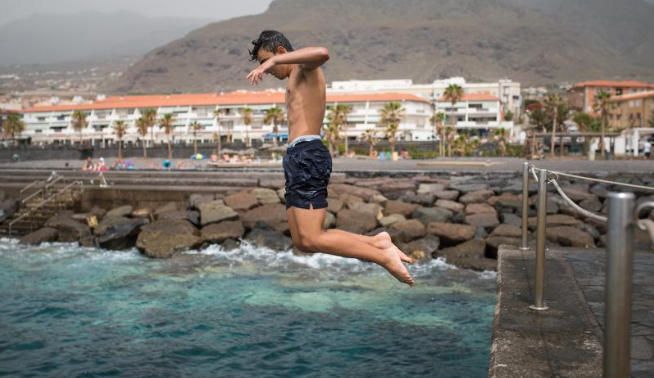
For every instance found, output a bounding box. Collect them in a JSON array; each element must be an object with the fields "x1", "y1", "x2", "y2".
[{"x1": 249, "y1": 30, "x2": 294, "y2": 62}]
